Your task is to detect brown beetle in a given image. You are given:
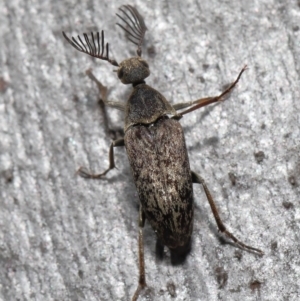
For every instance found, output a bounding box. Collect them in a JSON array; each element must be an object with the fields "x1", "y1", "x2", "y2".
[{"x1": 63, "y1": 5, "x2": 263, "y2": 300}]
